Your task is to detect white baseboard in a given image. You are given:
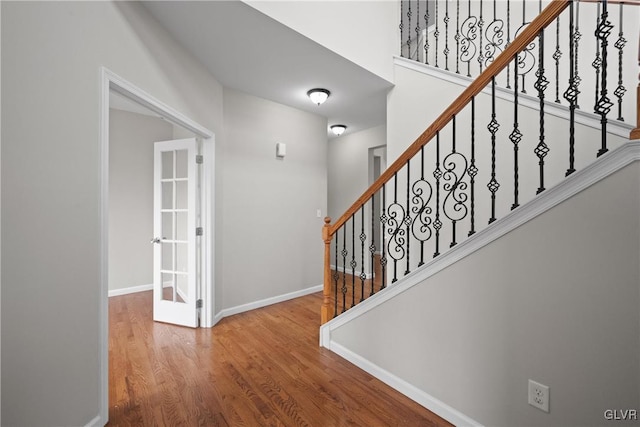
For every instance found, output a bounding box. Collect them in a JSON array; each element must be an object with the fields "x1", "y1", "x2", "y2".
[
  {"x1": 84, "y1": 414, "x2": 102, "y2": 427},
  {"x1": 108, "y1": 283, "x2": 153, "y2": 297},
  {"x1": 328, "y1": 342, "x2": 483, "y2": 427},
  {"x1": 213, "y1": 284, "x2": 323, "y2": 324}
]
